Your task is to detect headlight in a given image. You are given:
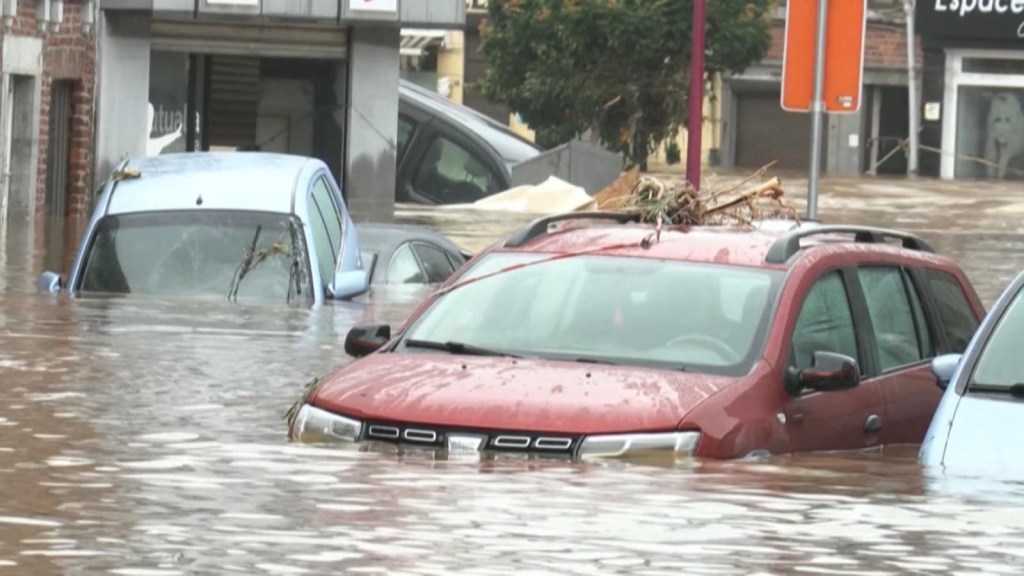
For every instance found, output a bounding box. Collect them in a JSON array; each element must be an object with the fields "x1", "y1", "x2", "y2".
[
  {"x1": 577, "y1": 431, "x2": 700, "y2": 459},
  {"x1": 290, "y1": 404, "x2": 362, "y2": 444}
]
